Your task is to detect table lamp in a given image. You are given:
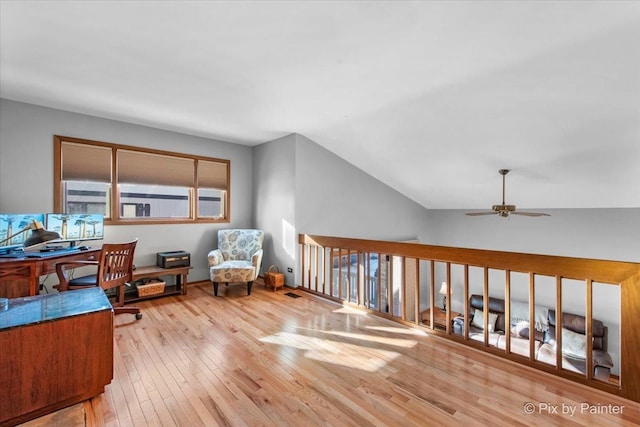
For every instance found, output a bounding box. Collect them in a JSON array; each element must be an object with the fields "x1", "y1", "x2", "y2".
[{"x1": 439, "y1": 281, "x2": 451, "y2": 313}]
